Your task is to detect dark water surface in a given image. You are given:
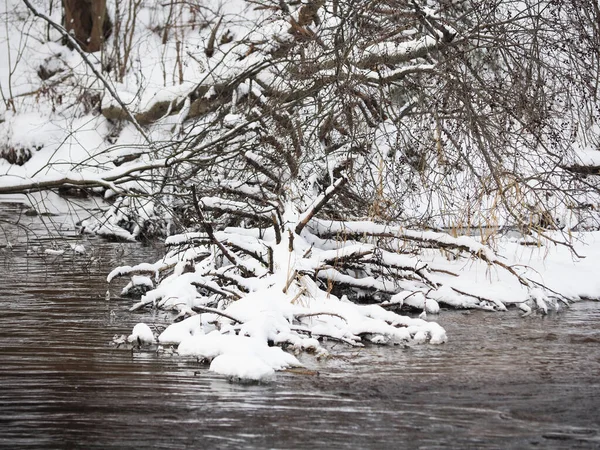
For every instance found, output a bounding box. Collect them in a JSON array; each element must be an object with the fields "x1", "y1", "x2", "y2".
[{"x1": 0, "y1": 201, "x2": 599, "y2": 449}]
